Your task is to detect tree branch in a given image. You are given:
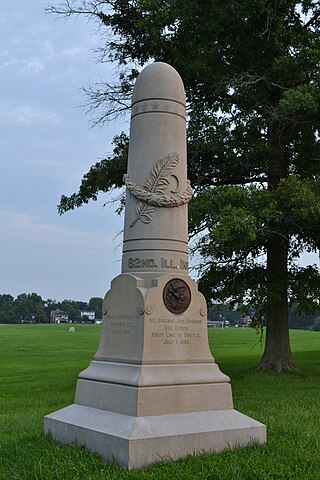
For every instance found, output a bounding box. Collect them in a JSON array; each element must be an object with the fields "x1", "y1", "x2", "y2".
[{"x1": 303, "y1": 10, "x2": 320, "y2": 30}]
